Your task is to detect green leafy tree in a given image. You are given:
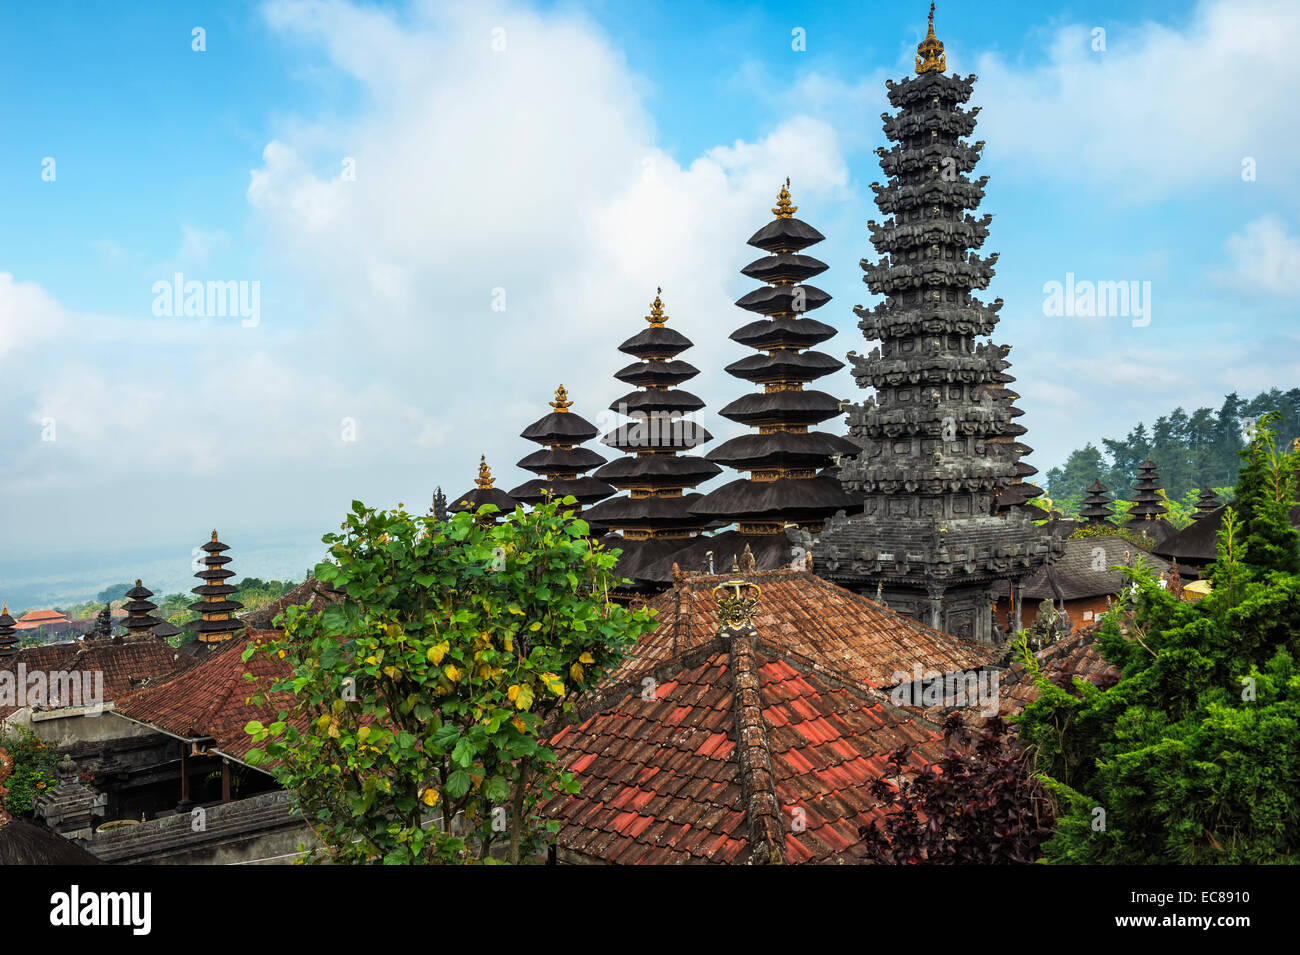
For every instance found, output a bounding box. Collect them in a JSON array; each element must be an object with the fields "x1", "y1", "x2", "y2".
[
  {"x1": 243, "y1": 496, "x2": 654, "y2": 864},
  {"x1": 1017, "y1": 419, "x2": 1300, "y2": 863},
  {"x1": 0, "y1": 728, "x2": 59, "y2": 816}
]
